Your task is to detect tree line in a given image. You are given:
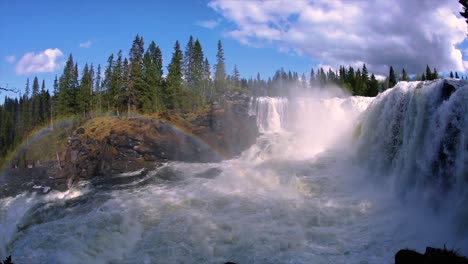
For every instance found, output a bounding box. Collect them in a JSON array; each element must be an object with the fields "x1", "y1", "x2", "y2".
[{"x1": 0, "y1": 34, "x2": 465, "y2": 157}]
